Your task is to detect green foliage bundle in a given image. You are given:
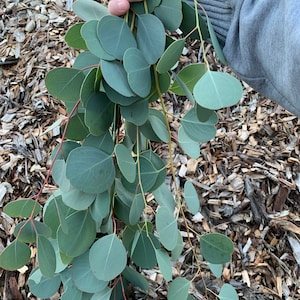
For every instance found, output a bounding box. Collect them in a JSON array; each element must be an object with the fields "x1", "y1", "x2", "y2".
[{"x1": 0, "y1": 0, "x2": 243, "y2": 299}]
